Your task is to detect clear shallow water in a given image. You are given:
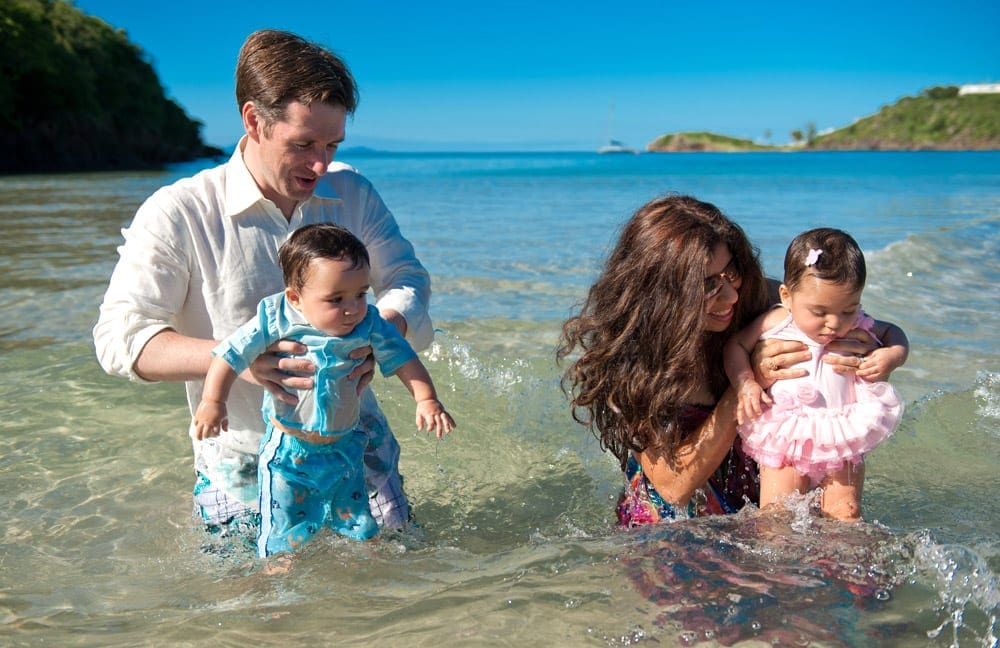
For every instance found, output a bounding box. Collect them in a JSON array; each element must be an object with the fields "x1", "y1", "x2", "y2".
[{"x1": 1, "y1": 151, "x2": 998, "y2": 646}]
